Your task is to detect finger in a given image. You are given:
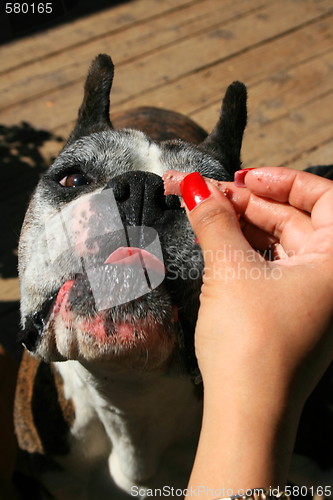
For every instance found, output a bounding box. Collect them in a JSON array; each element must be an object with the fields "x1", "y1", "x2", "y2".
[
  {"x1": 242, "y1": 167, "x2": 333, "y2": 223},
  {"x1": 164, "y1": 169, "x2": 327, "y2": 253},
  {"x1": 215, "y1": 181, "x2": 313, "y2": 251},
  {"x1": 164, "y1": 168, "x2": 333, "y2": 228},
  {"x1": 180, "y1": 173, "x2": 252, "y2": 264},
  {"x1": 242, "y1": 195, "x2": 313, "y2": 252}
]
